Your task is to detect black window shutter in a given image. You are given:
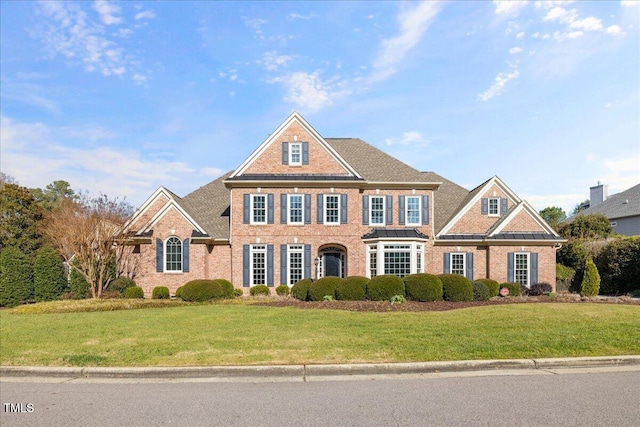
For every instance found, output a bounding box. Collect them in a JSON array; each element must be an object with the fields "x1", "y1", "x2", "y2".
[
  {"x1": 304, "y1": 194, "x2": 311, "y2": 224},
  {"x1": 304, "y1": 244, "x2": 311, "y2": 279},
  {"x1": 422, "y1": 195, "x2": 429, "y2": 225},
  {"x1": 302, "y1": 142, "x2": 309, "y2": 165},
  {"x1": 317, "y1": 194, "x2": 324, "y2": 224},
  {"x1": 182, "y1": 238, "x2": 190, "y2": 272},
  {"x1": 466, "y1": 252, "x2": 474, "y2": 281},
  {"x1": 243, "y1": 194, "x2": 250, "y2": 224},
  {"x1": 399, "y1": 196, "x2": 406, "y2": 225},
  {"x1": 267, "y1": 244, "x2": 274, "y2": 287},
  {"x1": 267, "y1": 194, "x2": 274, "y2": 224},
  {"x1": 443, "y1": 253, "x2": 451, "y2": 274},
  {"x1": 385, "y1": 195, "x2": 393, "y2": 225},
  {"x1": 282, "y1": 142, "x2": 289, "y2": 165},
  {"x1": 280, "y1": 194, "x2": 287, "y2": 224},
  {"x1": 481, "y1": 198, "x2": 488, "y2": 215},
  {"x1": 340, "y1": 194, "x2": 348, "y2": 224},
  {"x1": 156, "y1": 238, "x2": 163, "y2": 272},
  {"x1": 242, "y1": 245, "x2": 250, "y2": 287},
  {"x1": 500, "y1": 198, "x2": 508, "y2": 215},
  {"x1": 507, "y1": 252, "x2": 515, "y2": 282},
  {"x1": 530, "y1": 252, "x2": 538, "y2": 285},
  {"x1": 280, "y1": 245, "x2": 287, "y2": 286},
  {"x1": 362, "y1": 195, "x2": 369, "y2": 225}
]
